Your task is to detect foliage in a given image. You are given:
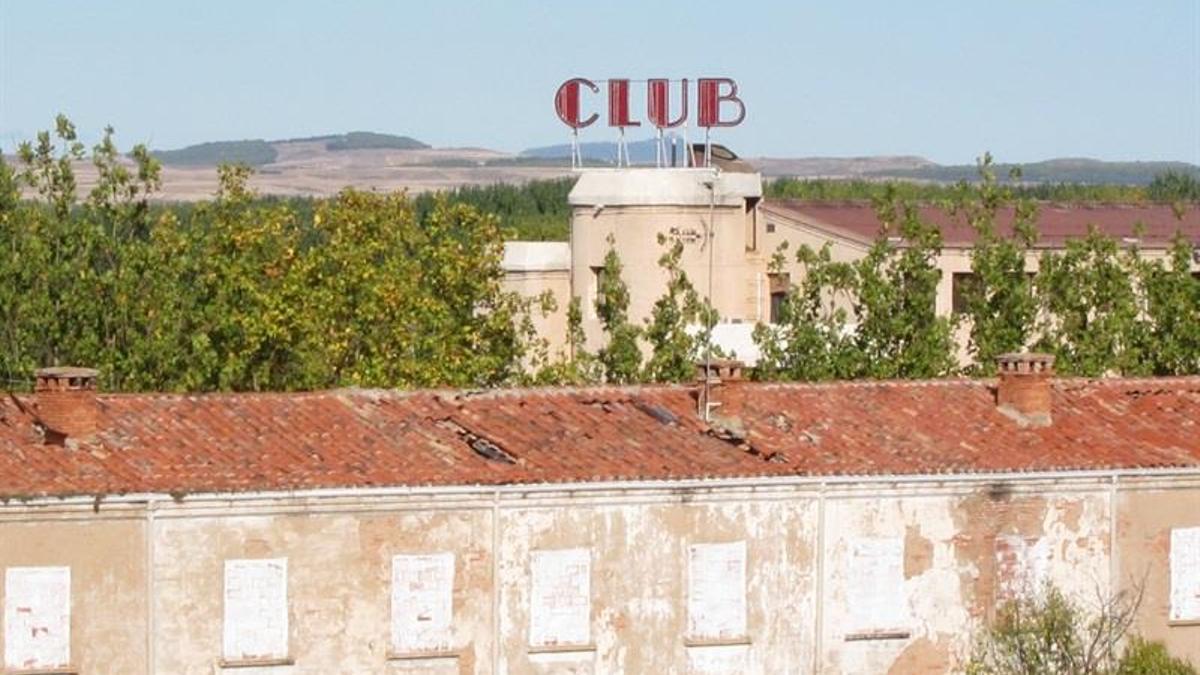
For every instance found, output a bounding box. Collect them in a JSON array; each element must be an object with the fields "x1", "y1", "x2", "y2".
[
  {"x1": 642, "y1": 235, "x2": 705, "y2": 383},
  {"x1": 532, "y1": 296, "x2": 602, "y2": 385},
  {"x1": 956, "y1": 155, "x2": 1040, "y2": 373},
  {"x1": 874, "y1": 159, "x2": 1198, "y2": 187},
  {"x1": 1, "y1": 117, "x2": 530, "y2": 392},
  {"x1": 967, "y1": 583, "x2": 1196, "y2": 675},
  {"x1": 1133, "y1": 235, "x2": 1200, "y2": 376},
  {"x1": 1116, "y1": 638, "x2": 1197, "y2": 675},
  {"x1": 966, "y1": 584, "x2": 1141, "y2": 675},
  {"x1": 594, "y1": 235, "x2": 642, "y2": 383},
  {"x1": 754, "y1": 189, "x2": 957, "y2": 381},
  {"x1": 753, "y1": 242, "x2": 859, "y2": 381},
  {"x1": 1032, "y1": 229, "x2": 1148, "y2": 377},
  {"x1": 412, "y1": 178, "x2": 574, "y2": 241},
  {"x1": 1147, "y1": 170, "x2": 1200, "y2": 203},
  {"x1": 150, "y1": 139, "x2": 278, "y2": 167},
  {"x1": 765, "y1": 177, "x2": 1150, "y2": 204}
]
